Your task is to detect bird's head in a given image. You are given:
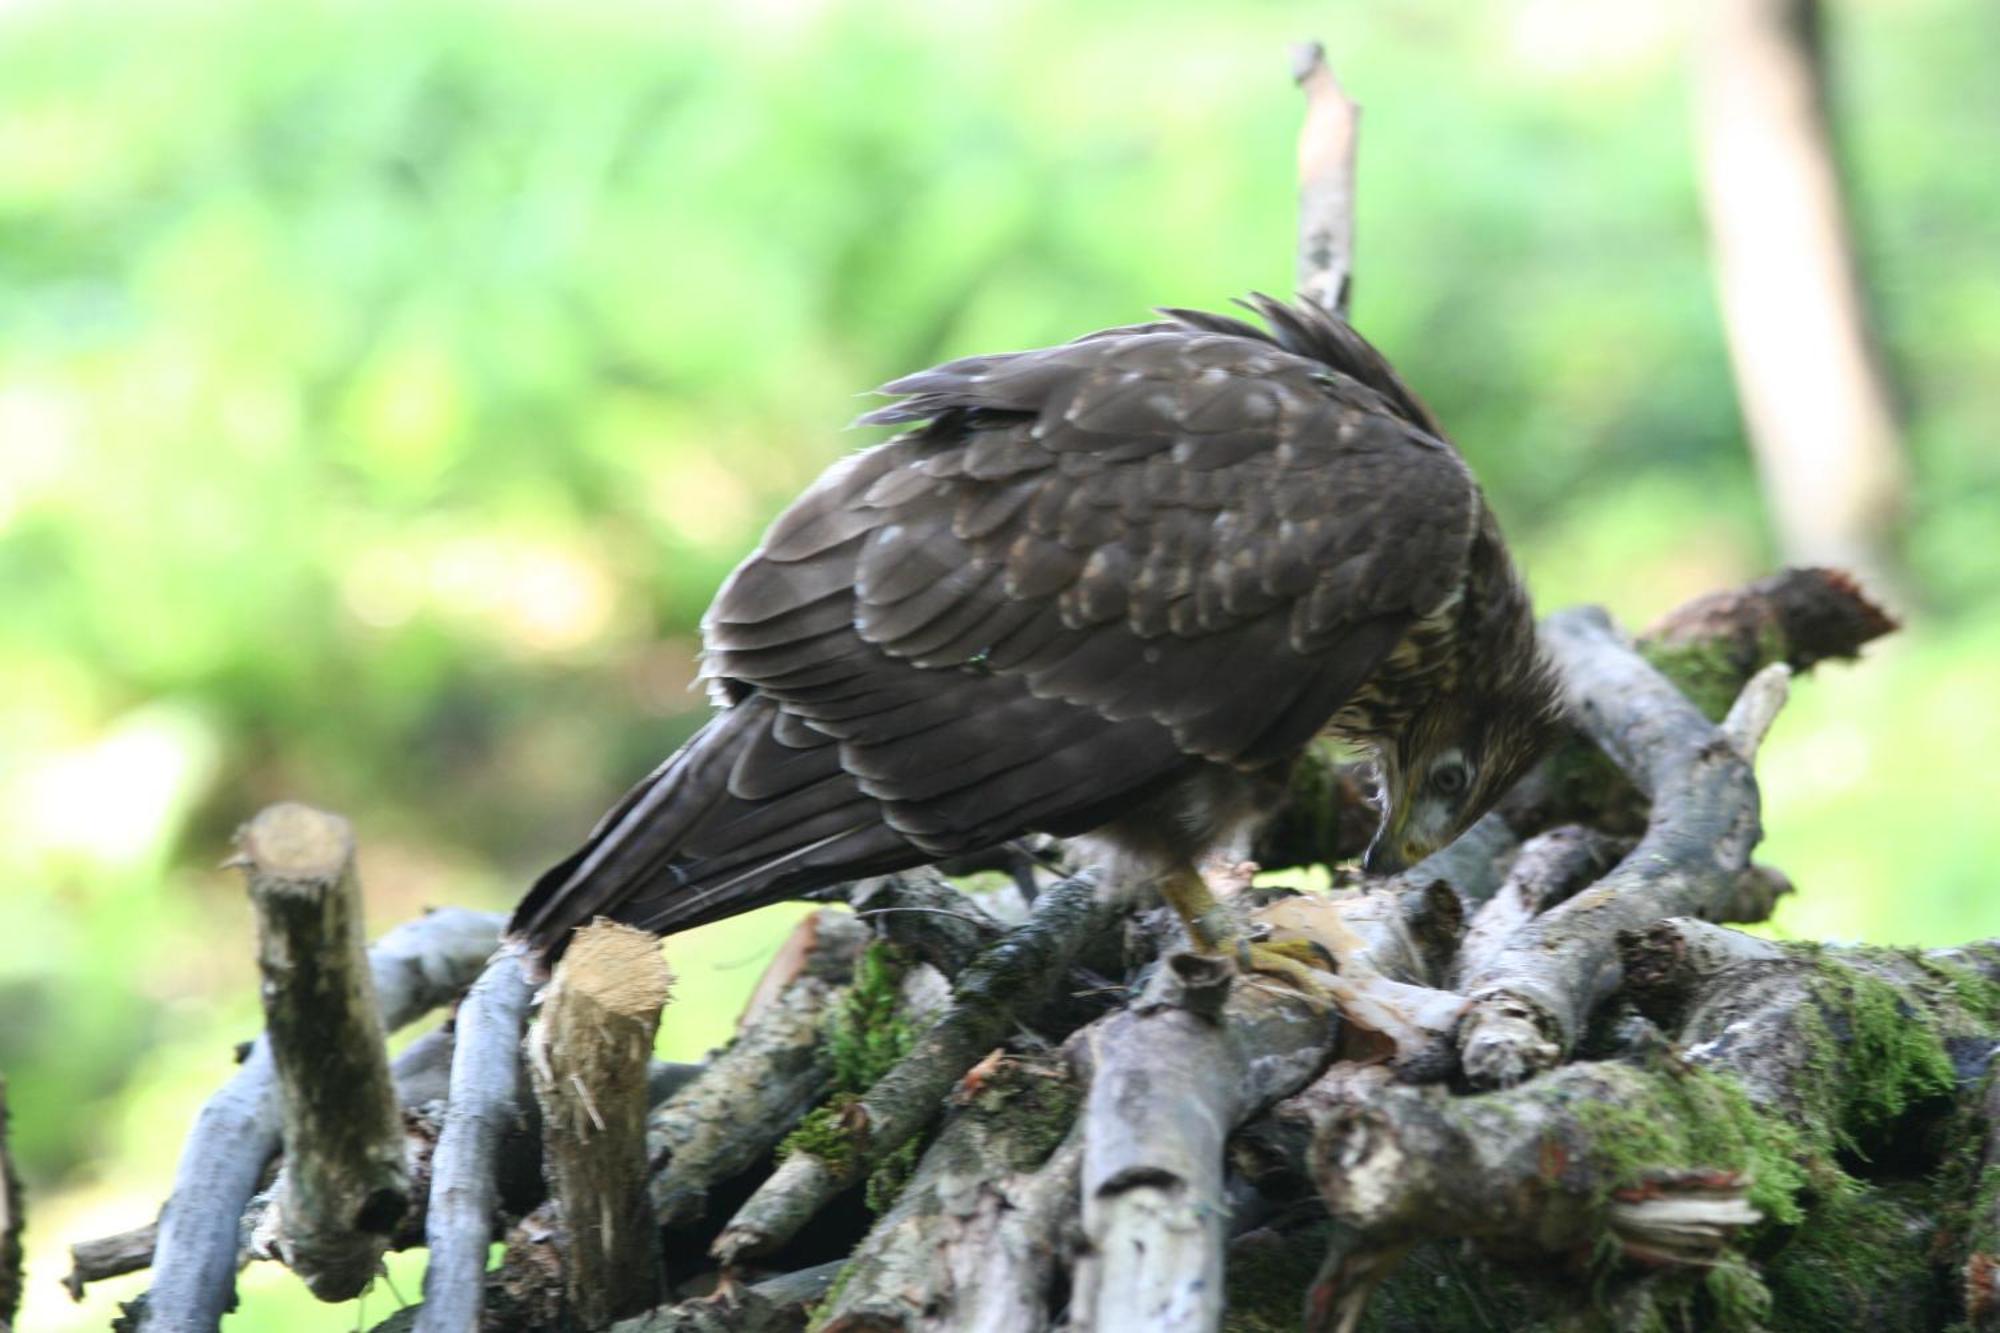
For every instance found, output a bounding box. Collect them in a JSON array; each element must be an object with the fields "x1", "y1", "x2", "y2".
[{"x1": 1361, "y1": 662, "x2": 1566, "y2": 876}]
